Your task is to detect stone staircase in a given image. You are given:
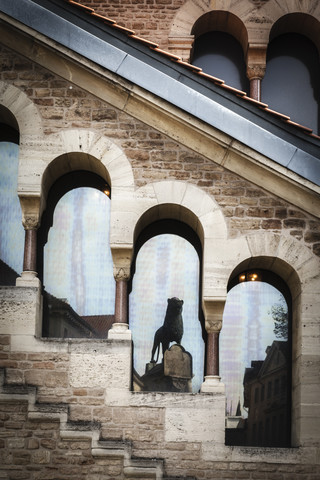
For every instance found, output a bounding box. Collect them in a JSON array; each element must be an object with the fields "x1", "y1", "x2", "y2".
[{"x1": 0, "y1": 368, "x2": 167, "y2": 479}]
